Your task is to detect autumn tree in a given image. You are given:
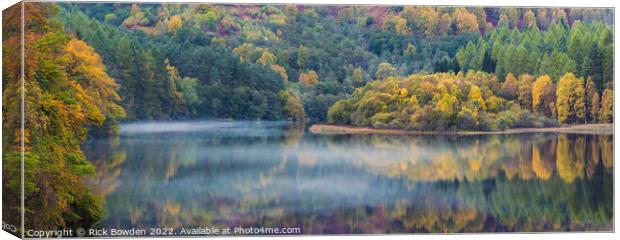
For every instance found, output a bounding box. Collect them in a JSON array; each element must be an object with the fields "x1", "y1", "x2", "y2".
[
  {"x1": 523, "y1": 10, "x2": 537, "y2": 29},
  {"x1": 167, "y1": 15, "x2": 183, "y2": 34},
  {"x1": 383, "y1": 15, "x2": 410, "y2": 35},
  {"x1": 599, "y1": 89, "x2": 613, "y2": 123},
  {"x1": 299, "y1": 70, "x2": 319, "y2": 86},
  {"x1": 585, "y1": 78, "x2": 599, "y2": 123},
  {"x1": 556, "y1": 73, "x2": 585, "y2": 124},
  {"x1": 64, "y1": 38, "x2": 127, "y2": 137},
  {"x1": 257, "y1": 49, "x2": 276, "y2": 65},
  {"x1": 64, "y1": 39, "x2": 126, "y2": 120},
  {"x1": 500, "y1": 8, "x2": 520, "y2": 29},
  {"x1": 233, "y1": 43, "x2": 261, "y2": 62},
  {"x1": 401, "y1": 7, "x2": 438, "y2": 38},
  {"x1": 123, "y1": 4, "x2": 148, "y2": 28},
  {"x1": 532, "y1": 75, "x2": 552, "y2": 113},
  {"x1": 454, "y1": 8, "x2": 479, "y2": 33},
  {"x1": 270, "y1": 64, "x2": 288, "y2": 81},
  {"x1": 467, "y1": 85, "x2": 487, "y2": 111},
  {"x1": 437, "y1": 13, "x2": 452, "y2": 35},
  {"x1": 551, "y1": 8, "x2": 568, "y2": 25}
]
